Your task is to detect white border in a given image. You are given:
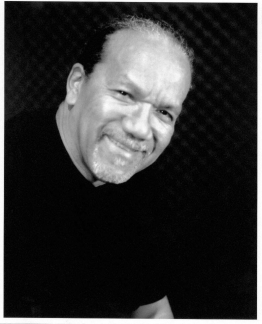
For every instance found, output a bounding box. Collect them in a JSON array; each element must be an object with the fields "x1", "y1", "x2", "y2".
[{"x1": 1, "y1": 1, "x2": 259, "y2": 323}]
